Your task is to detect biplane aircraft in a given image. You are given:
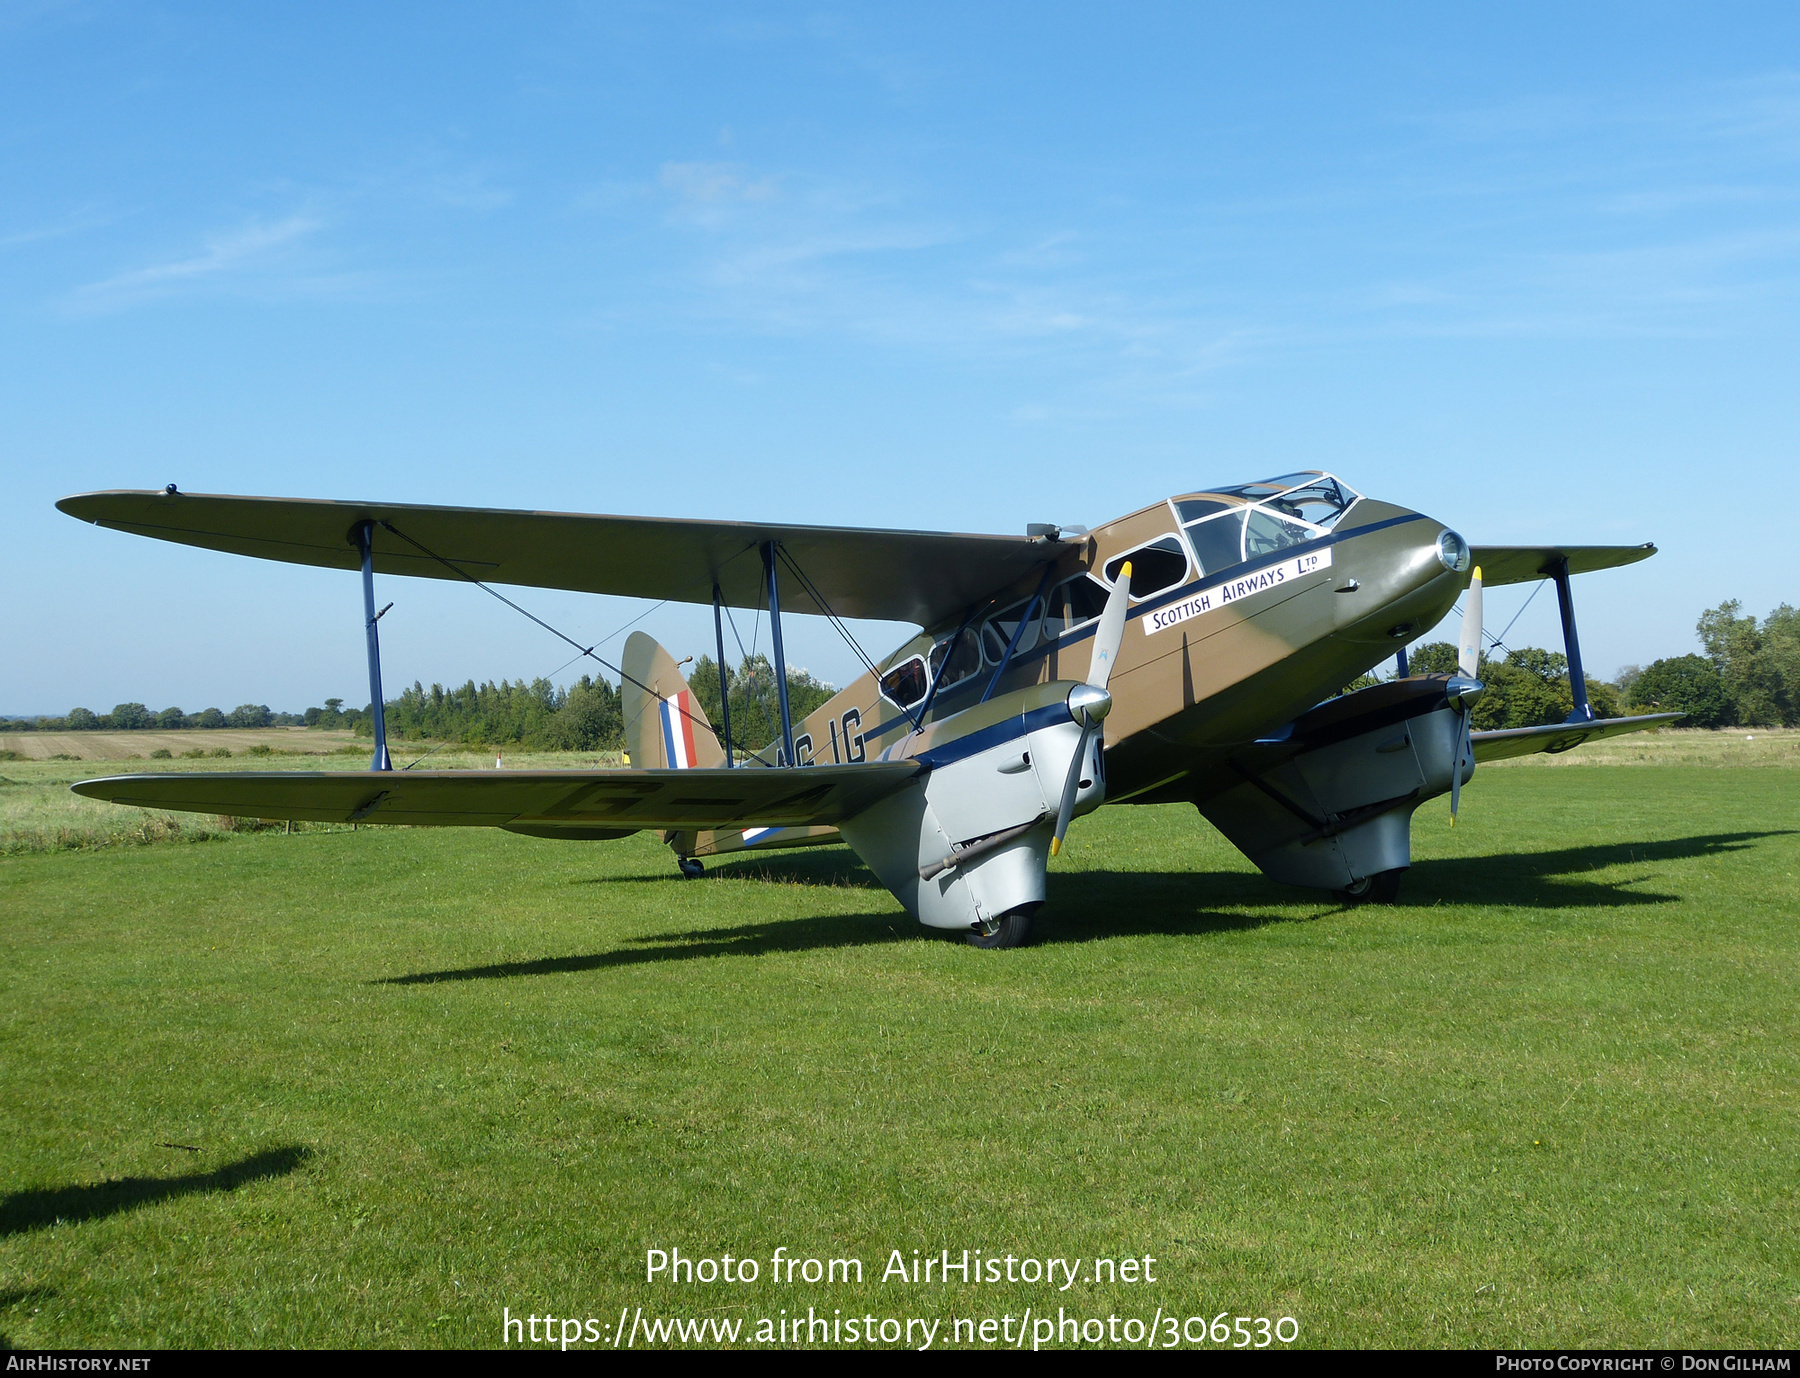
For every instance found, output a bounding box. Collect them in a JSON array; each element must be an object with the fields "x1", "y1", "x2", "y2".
[{"x1": 58, "y1": 473, "x2": 1679, "y2": 947}]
